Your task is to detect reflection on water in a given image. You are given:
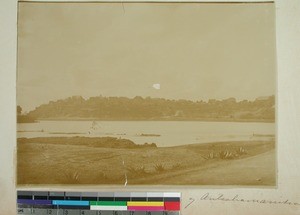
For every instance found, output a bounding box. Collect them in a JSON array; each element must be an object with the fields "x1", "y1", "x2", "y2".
[{"x1": 17, "y1": 121, "x2": 275, "y2": 147}]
